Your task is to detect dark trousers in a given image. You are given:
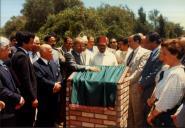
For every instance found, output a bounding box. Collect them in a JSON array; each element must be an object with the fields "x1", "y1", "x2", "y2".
[
  {"x1": 16, "y1": 104, "x2": 35, "y2": 127},
  {"x1": 153, "y1": 112, "x2": 175, "y2": 127},
  {"x1": 58, "y1": 80, "x2": 67, "y2": 127},
  {"x1": 0, "y1": 115, "x2": 16, "y2": 127}
]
